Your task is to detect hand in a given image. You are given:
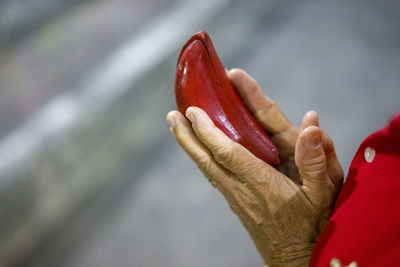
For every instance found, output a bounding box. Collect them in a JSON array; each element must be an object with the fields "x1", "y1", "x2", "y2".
[{"x1": 166, "y1": 68, "x2": 344, "y2": 266}]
